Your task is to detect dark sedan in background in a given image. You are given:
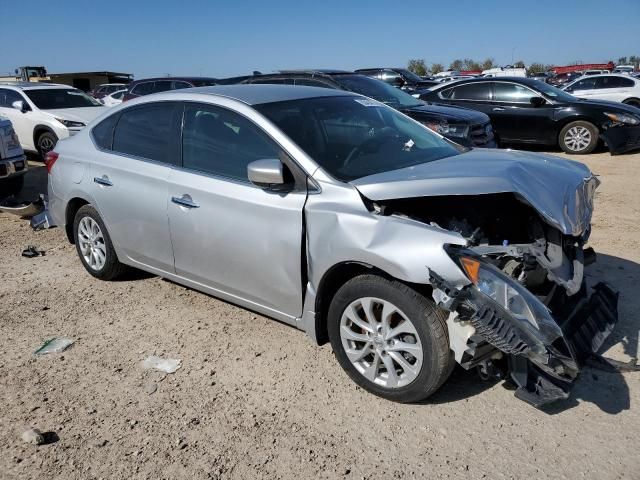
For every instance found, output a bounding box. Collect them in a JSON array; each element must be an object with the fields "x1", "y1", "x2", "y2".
[
  {"x1": 242, "y1": 70, "x2": 495, "y2": 148},
  {"x1": 122, "y1": 76, "x2": 219, "y2": 101},
  {"x1": 420, "y1": 77, "x2": 640, "y2": 154},
  {"x1": 355, "y1": 67, "x2": 438, "y2": 93}
]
